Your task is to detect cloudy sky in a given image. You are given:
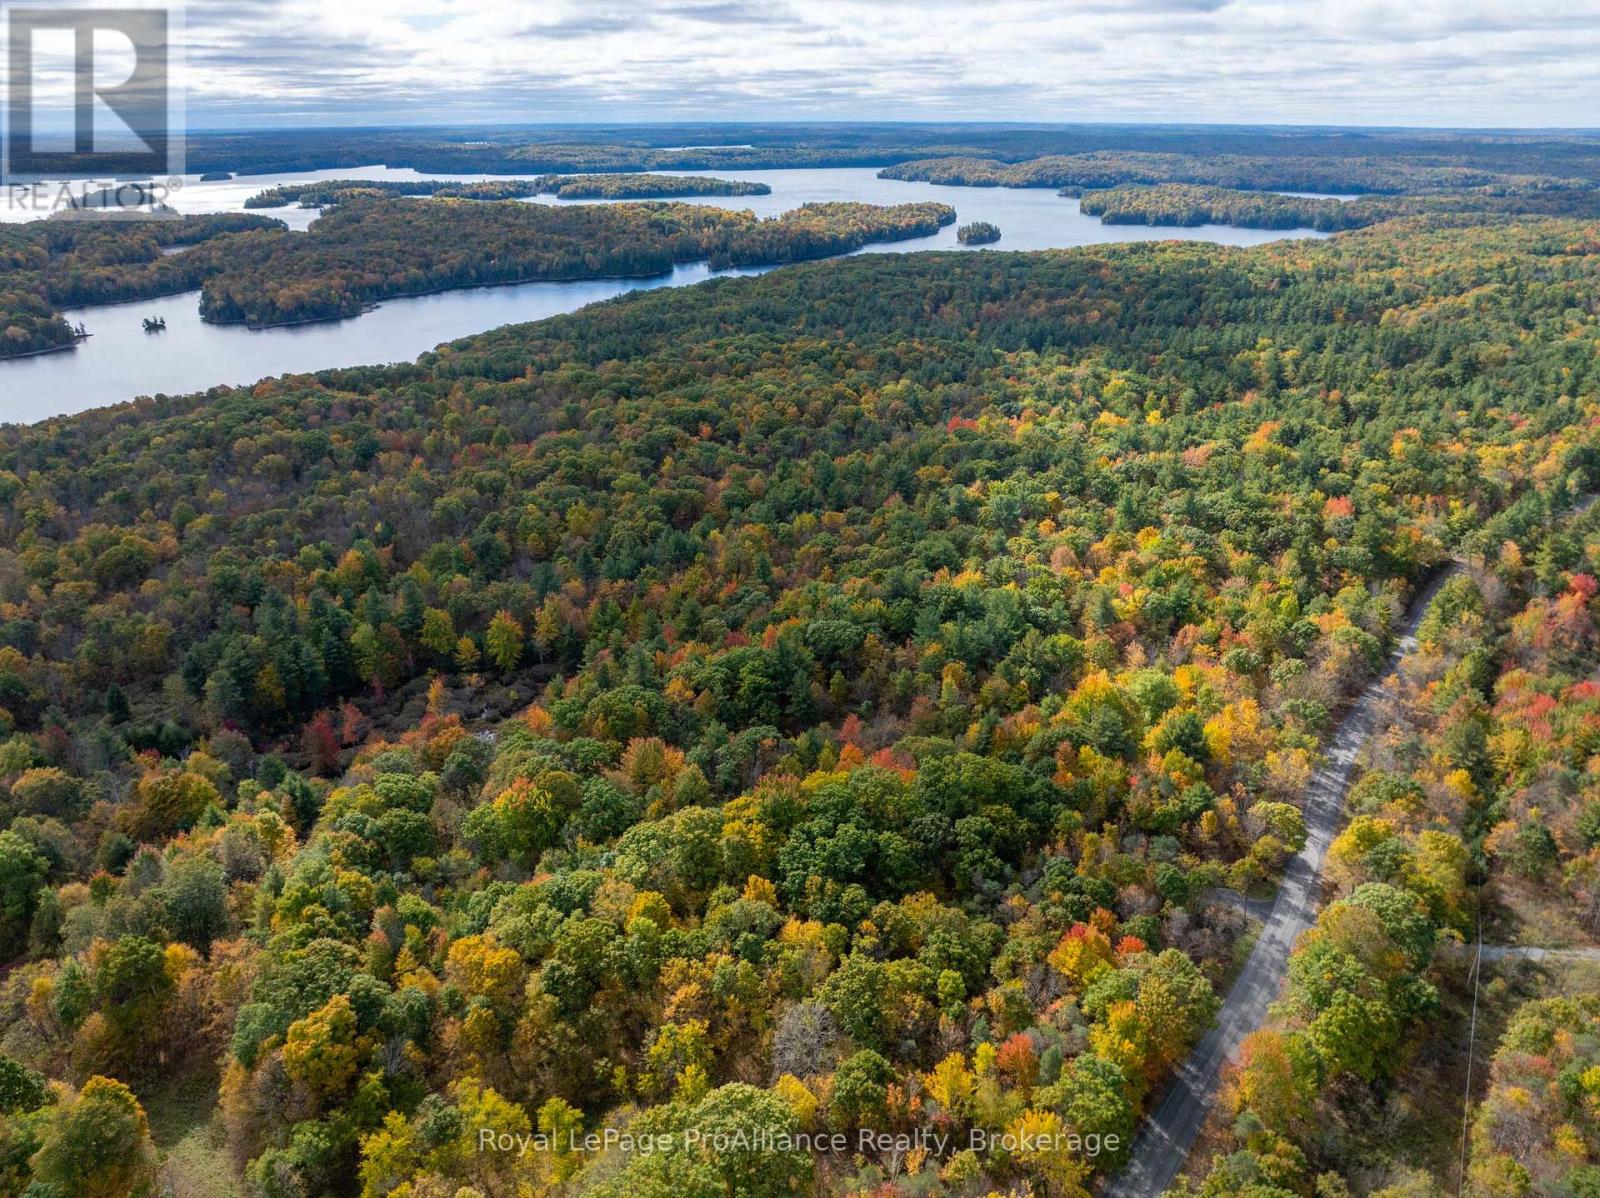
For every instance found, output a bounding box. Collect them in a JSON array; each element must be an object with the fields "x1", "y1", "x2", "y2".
[{"x1": 168, "y1": 0, "x2": 1600, "y2": 128}]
